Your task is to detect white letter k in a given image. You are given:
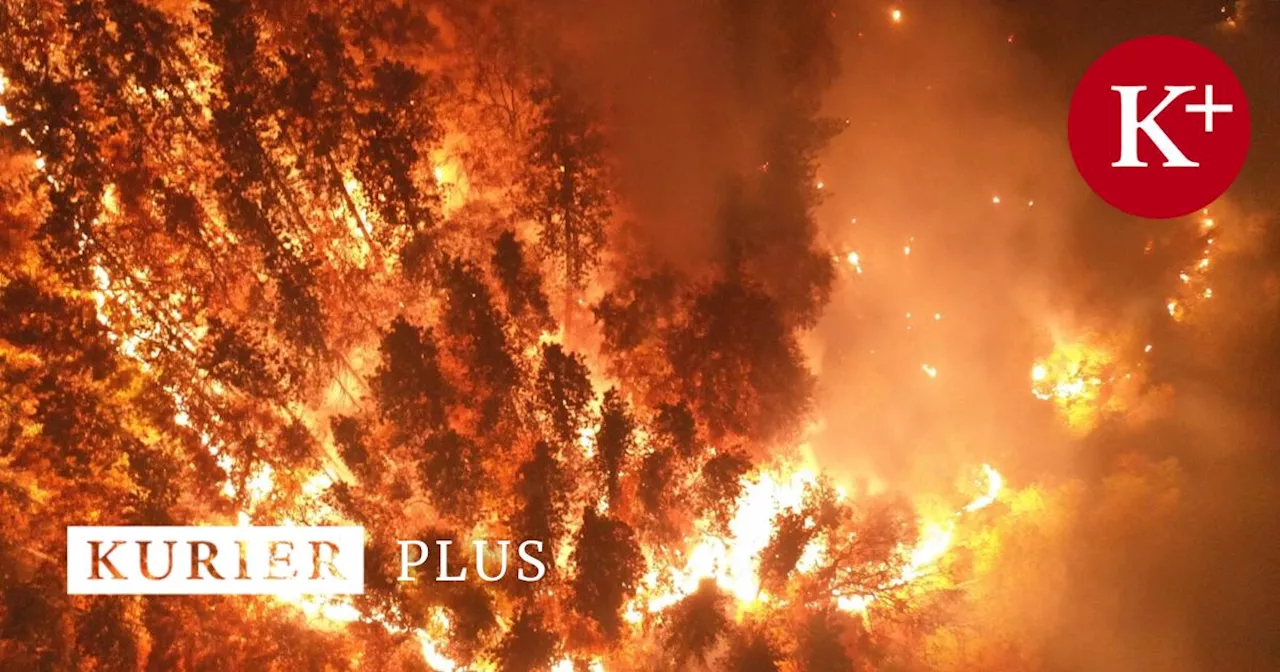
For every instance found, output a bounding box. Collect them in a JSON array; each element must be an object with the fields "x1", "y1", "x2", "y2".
[{"x1": 1111, "y1": 85, "x2": 1199, "y2": 168}]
